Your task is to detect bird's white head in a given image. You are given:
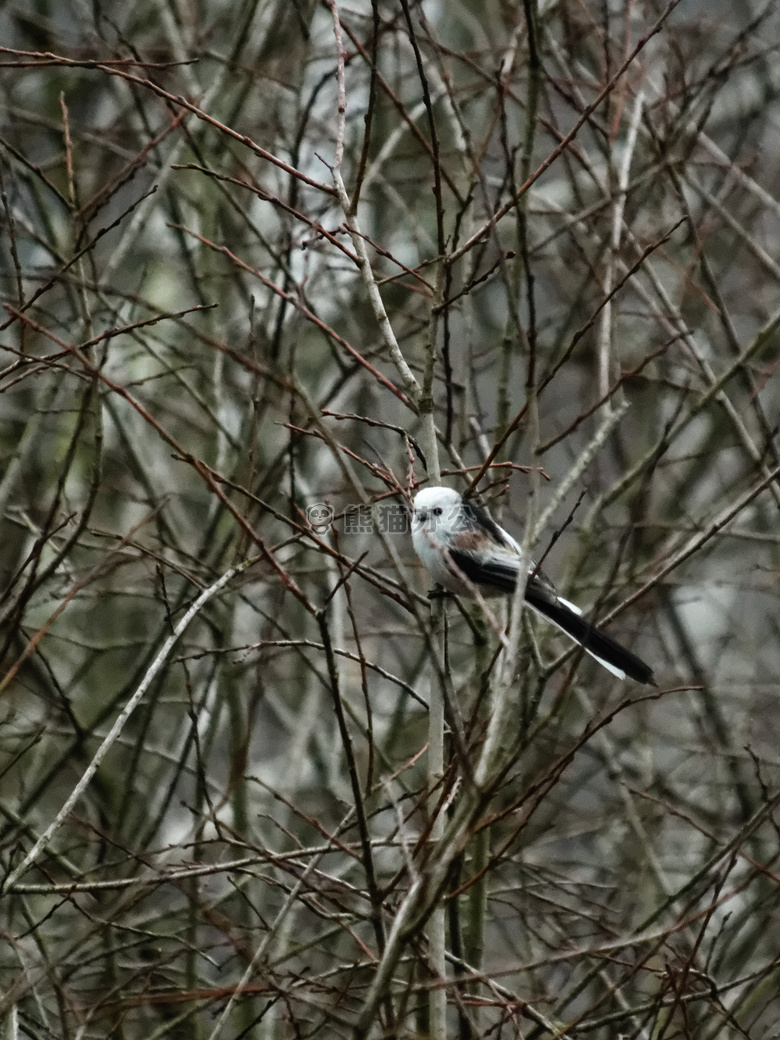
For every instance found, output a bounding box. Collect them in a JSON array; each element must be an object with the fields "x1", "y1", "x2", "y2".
[{"x1": 411, "y1": 486, "x2": 464, "y2": 542}]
